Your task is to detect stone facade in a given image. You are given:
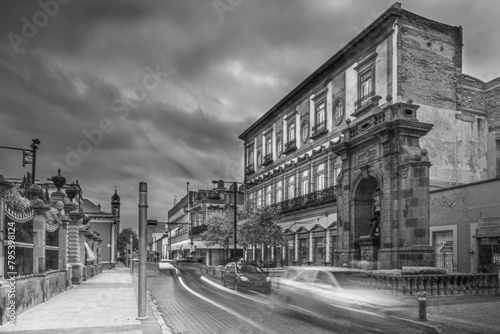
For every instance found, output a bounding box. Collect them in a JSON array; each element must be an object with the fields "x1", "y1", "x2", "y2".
[{"x1": 238, "y1": 3, "x2": 500, "y2": 270}]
